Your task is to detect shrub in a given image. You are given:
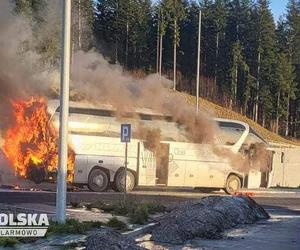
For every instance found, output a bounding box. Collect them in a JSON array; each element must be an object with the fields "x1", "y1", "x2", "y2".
[
  {"x1": 106, "y1": 217, "x2": 128, "y2": 231},
  {"x1": 87, "y1": 201, "x2": 116, "y2": 213},
  {"x1": 85, "y1": 203, "x2": 93, "y2": 210},
  {"x1": 70, "y1": 200, "x2": 81, "y2": 208},
  {"x1": 145, "y1": 203, "x2": 166, "y2": 214},
  {"x1": 129, "y1": 204, "x2": 149, "y2": 225},
  {"x1": 85, "y1": 200, "x2": 164, "y2": 224},
  {"x1": 47, "y1": 219, "x2": 102, "y2": 236}
]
